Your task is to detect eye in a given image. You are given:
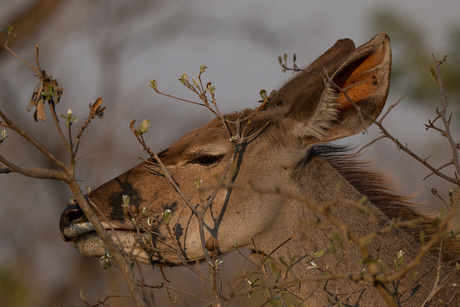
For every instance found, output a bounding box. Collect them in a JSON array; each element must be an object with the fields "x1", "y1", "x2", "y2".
[{"x1": 188, "y1": 154, "x2": 224, "y2": 166}]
